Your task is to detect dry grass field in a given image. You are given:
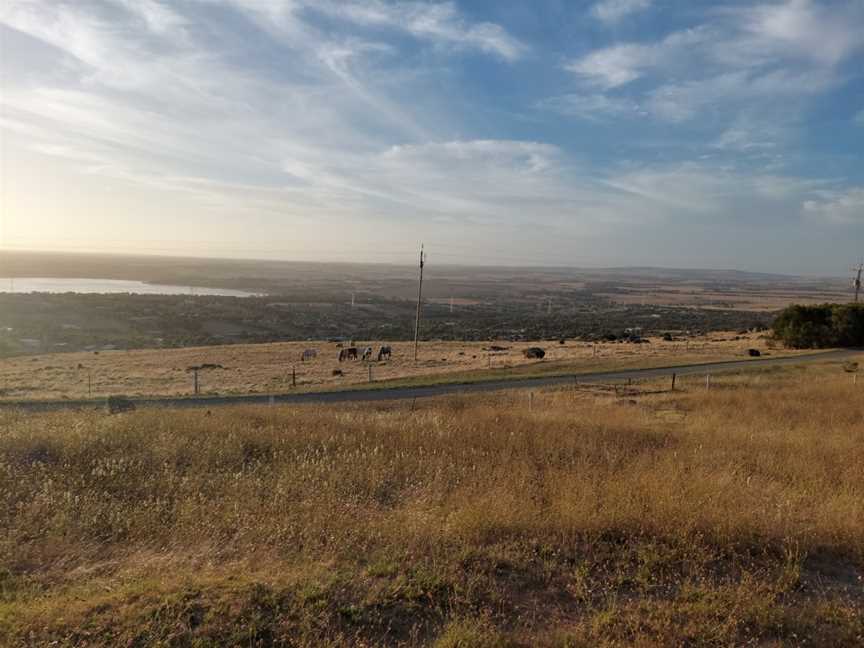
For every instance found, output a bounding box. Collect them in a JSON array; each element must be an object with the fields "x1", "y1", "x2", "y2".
[
  {"x1": 1, "y1": 358, "x2": 862, "y2": 646},
  {"x1": 0, "y1": 332, "x2": 808, "y2": 401}
]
